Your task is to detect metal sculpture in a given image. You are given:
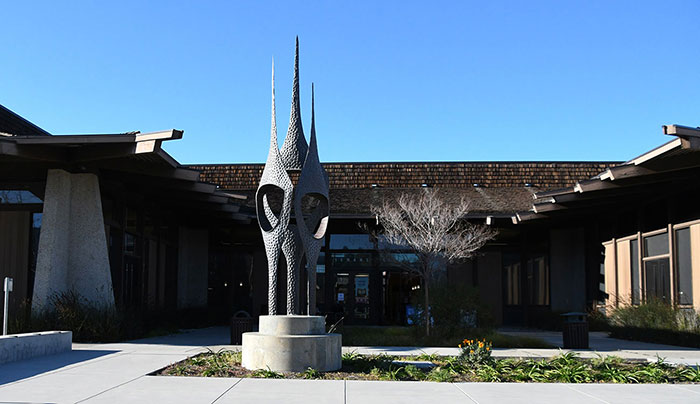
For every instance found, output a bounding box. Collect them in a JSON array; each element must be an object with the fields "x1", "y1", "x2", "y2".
[{"x1": 256, "y1": 39, "x2": 329, "y2": 316}]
